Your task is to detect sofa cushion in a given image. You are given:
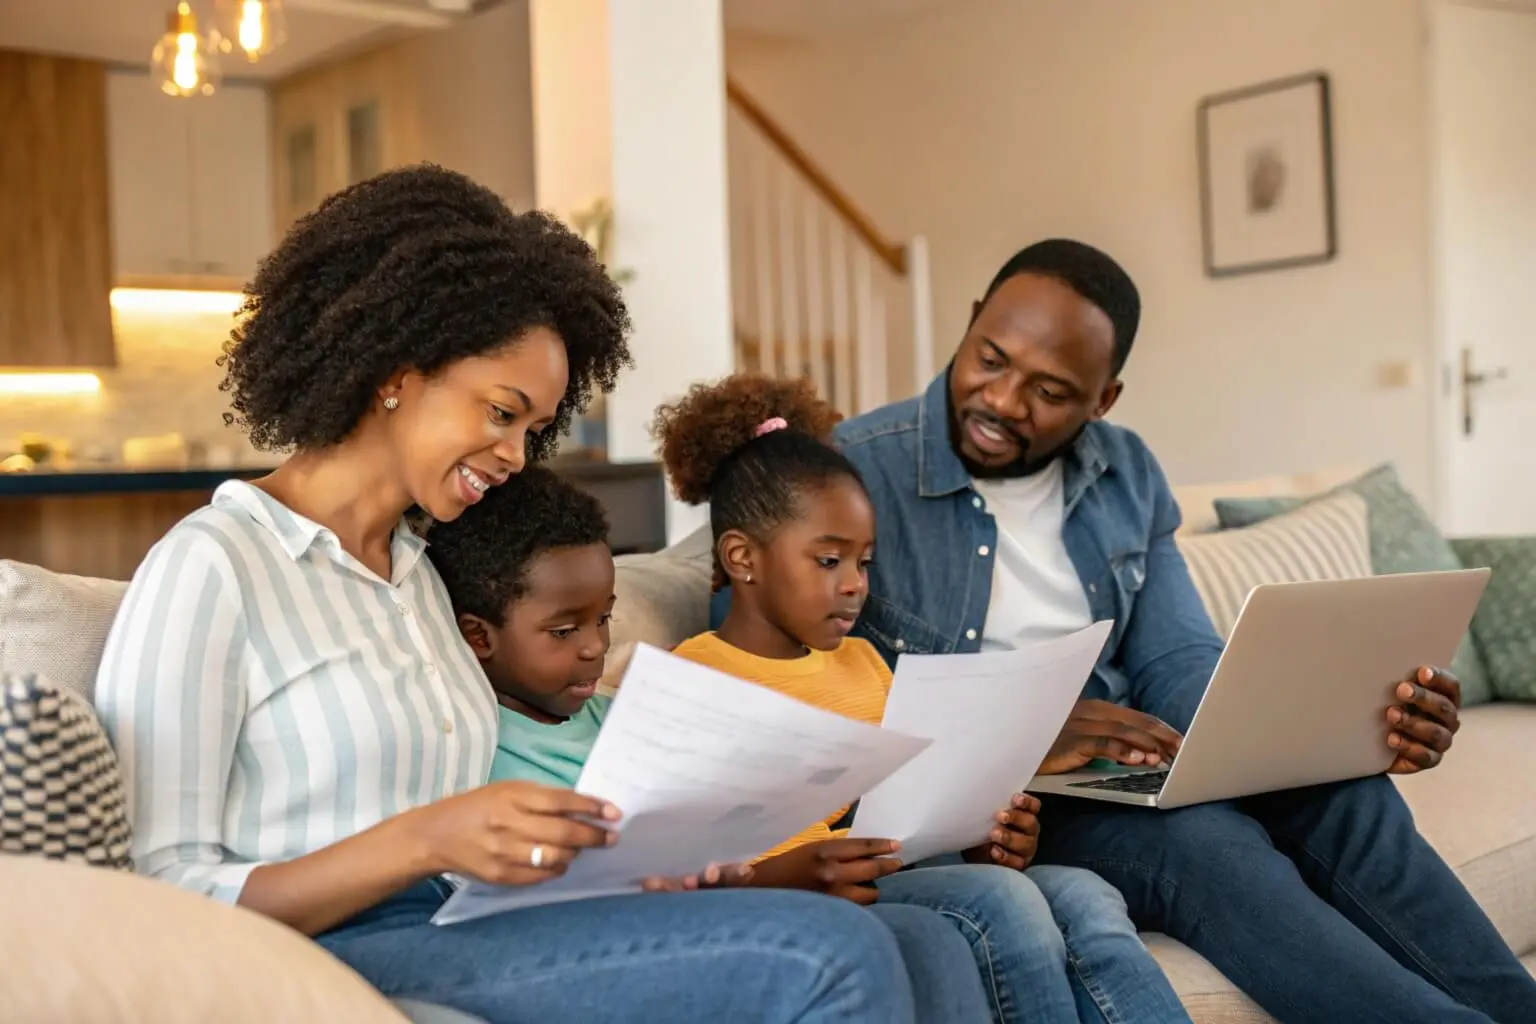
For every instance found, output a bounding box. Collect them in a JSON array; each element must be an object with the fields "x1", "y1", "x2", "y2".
[
  {"x1": 1, "y1": 672, "x2": 132, "y2": 869},
  {"x1": 1171, "y1": 464, "x2": 1370, "y2": 537},
  {"x1": 1391, "y1": 702, "x2": 1536, "y2": 958},
  {"x1": 601, "y1": 526, "x2": 714, "y2": 690},
  {"x1": 0, "y1": 560, "x2": 127, "y2": 702},
  {"x1": 1176, "y1": 492, "x2": 1371, "y2": 639},
  {"x1": 1212, "y1": 465, "x2": 1493, "y2": 707},
  {"x1": 1450, "y1": 537, "x2": 1536, "y2": 702},
  {"x1": 1142, "y1": 934, "x2": 1270, "y2": 1023},
  {"x1": 0, "y1": 856, "x2": 409, "y2": 1023}
]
